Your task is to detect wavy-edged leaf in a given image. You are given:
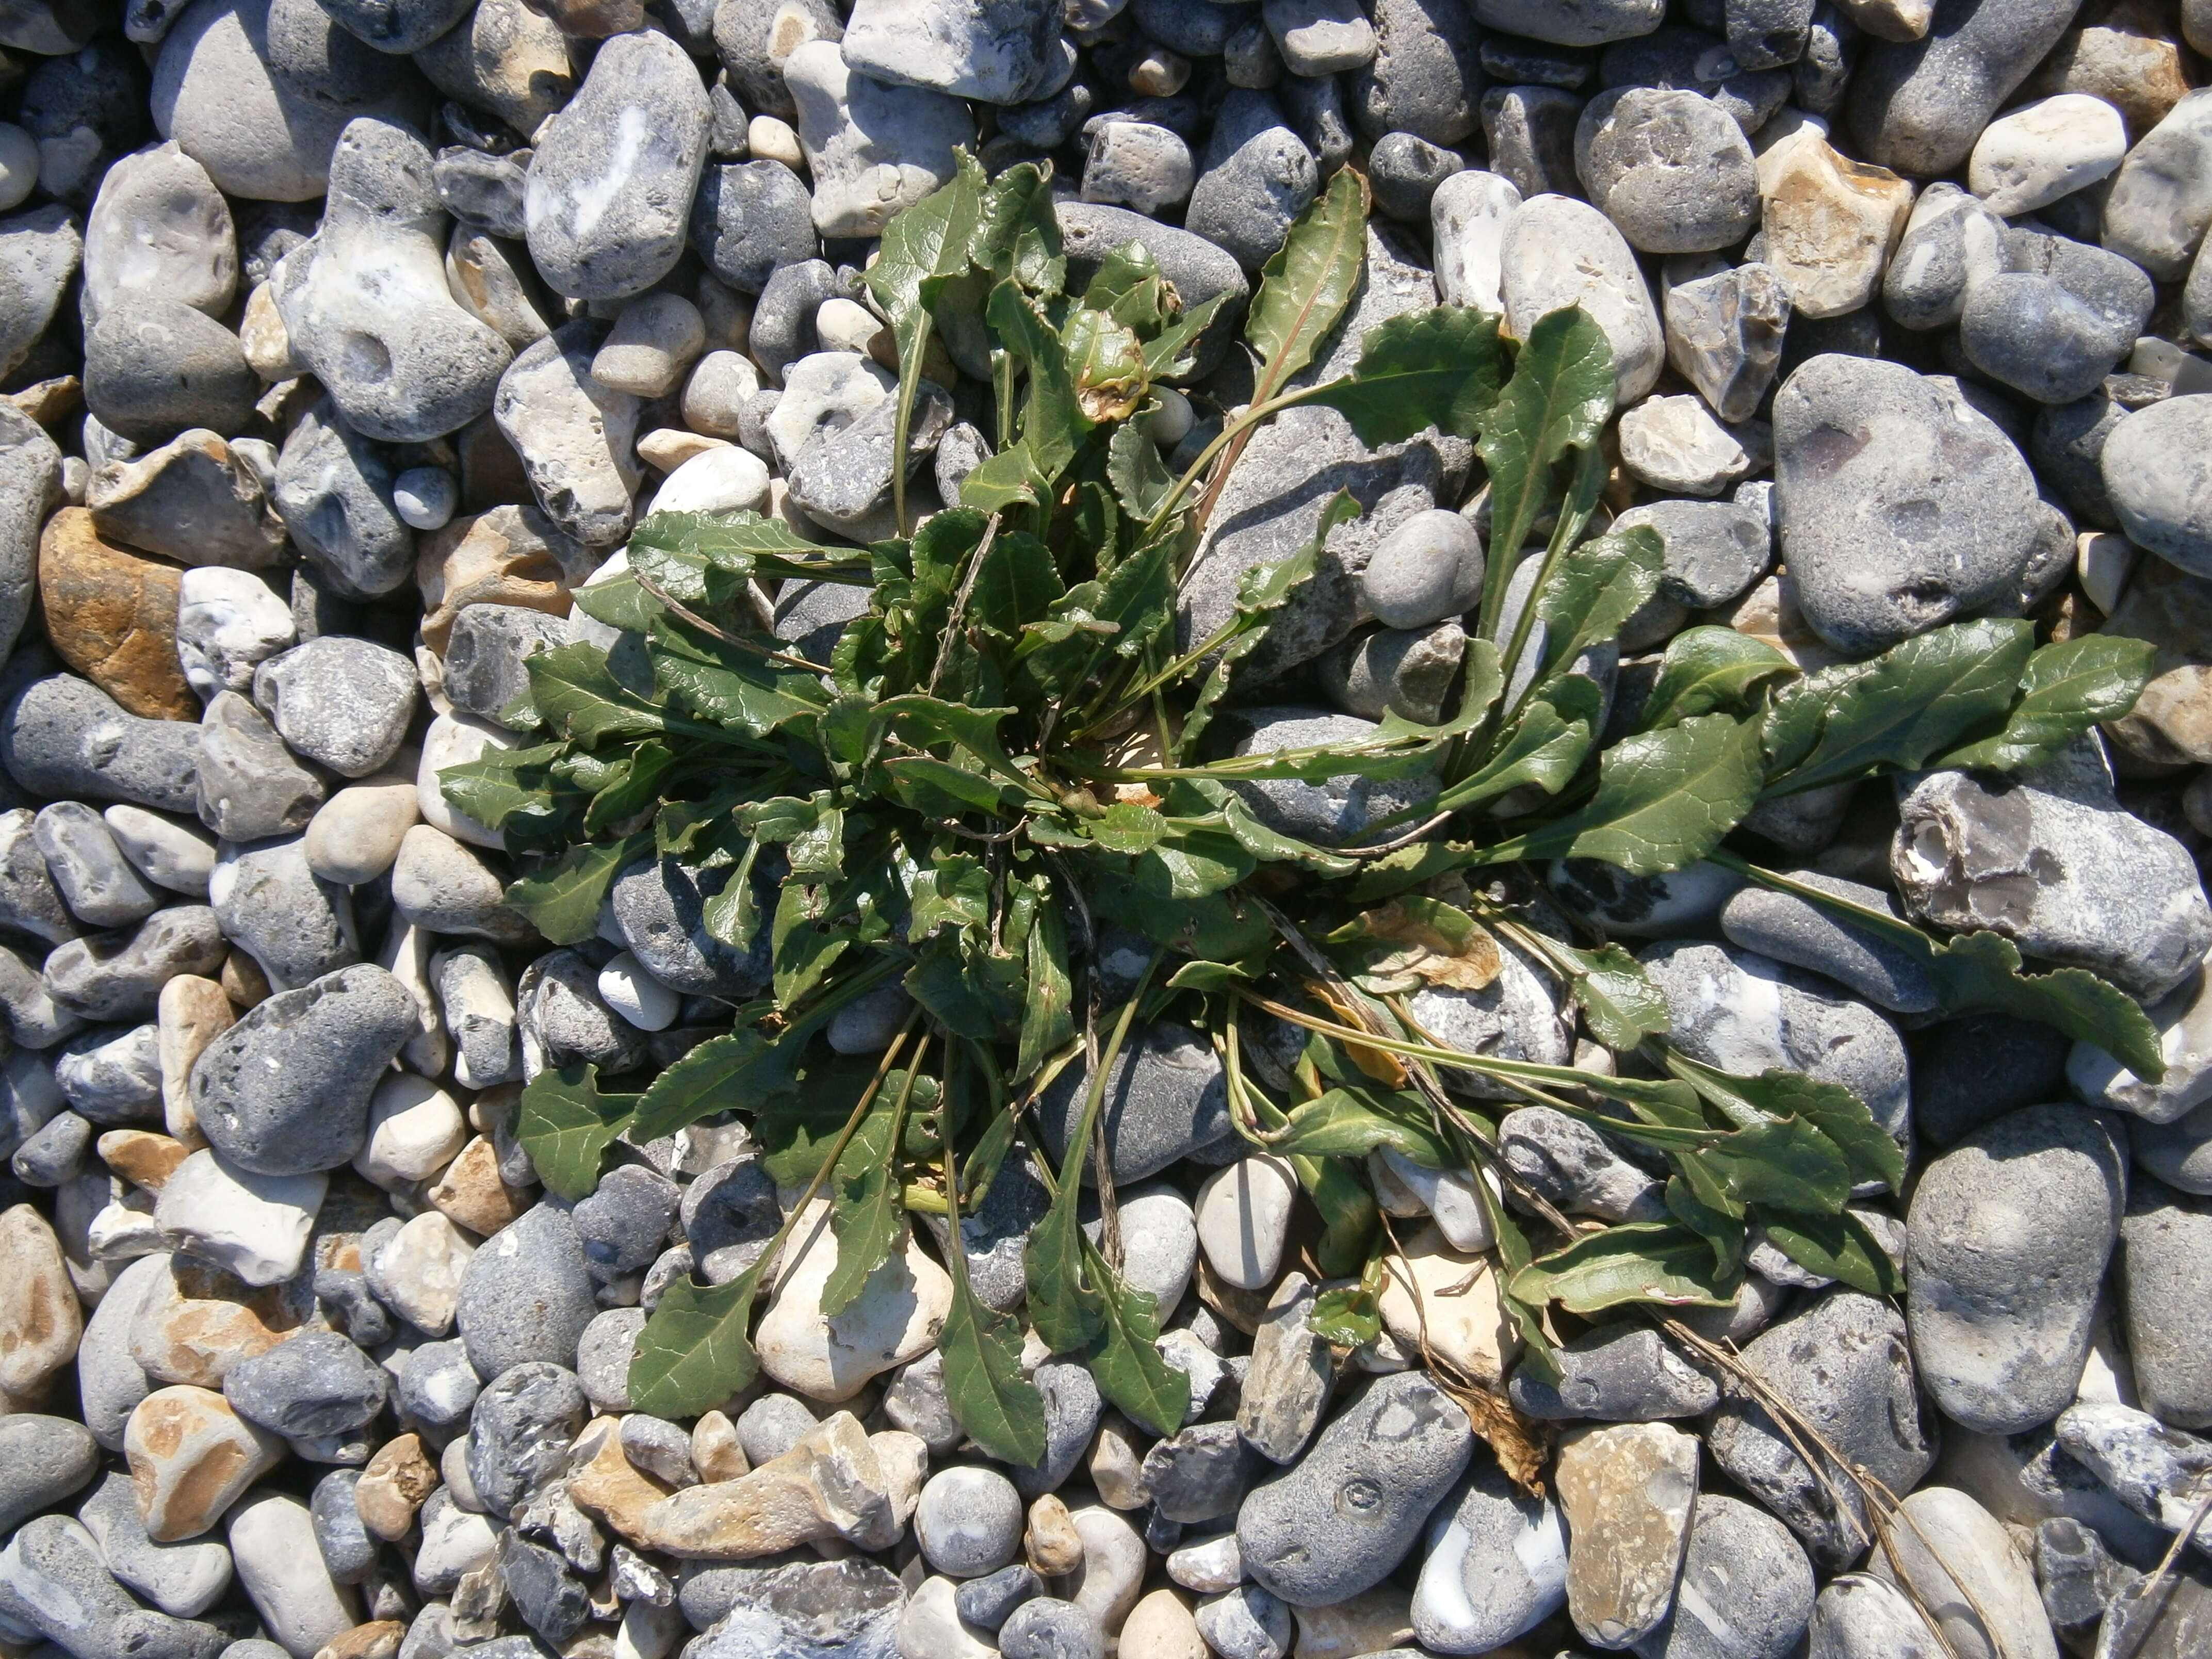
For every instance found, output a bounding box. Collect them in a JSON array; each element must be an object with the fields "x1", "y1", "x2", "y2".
[
  {"x1": 1509, "y1": 1222, "x2": 1739, "y2": 1314},
  {"x1": 1083, "y1": 1239, "x2": 1191, "y2": 1437},
  {"x1": 1246, "y1": 166, "x2": 1369, "y2": 398},
  {"x1": 1015, "y1": 895, "x2": 1074, "y2": 1084},
  {"x1": 1932, "y1": 929, "x2": 2166, "y2": 1082},
  {"x1": 505, "y1": 832, "x2": 649, "y2": 944},
  {"x1": 438, "y1": 742, "x2": 565, "y2": 831},
  {"x1": 571, "y1": 567, "x2": 663, "y2": 634},
  {"x1": 988, "y1": 279, "x2": 1088, "y2": 479},
  {"x1": 1108, "y1": 417, "x2": 1174, "y2": 520},
  {"x1": 648, "y1": 620, "x2": 832, "y2": 737},
  {"x1": 628, "y1": 1265, "x2": 767, "y2": 1417},
  {"x1": 582, "y1": 739, "x2": 674, "y2": 834},
  {"x1": 1485, "y1": 713, "x2": 1763, "y2": 875},
  {"x1": 1271, "y1": 1087, "x2": 1453, "y2": 1166},
  {"x1": 939, "y1": 1274, "x2": 1049, "y2": 1464},
  {"x1": 1558, "y1": 940, "x2": 1672, "y2": 1051},
  {"x1": 631, "y1": 1026, "x2": 793, "y2": 1141},
  {"x1": 1640, "y1": 626, "x2": 1799, "y2": 731},
  {"x1": 1754, "y1": 1208, "x2": 1902, "y2": 1296},
  {"x1": 1761, "y1": 619, "x2": 2034, "y2": 797},
  {"x1": 528, "y1": 643, "x2": 667, "y2": 742},
  {"x1": 1937, "y1": 633, "x2": 2158, "y2": 774},
  {"x1": 1024, "y1": 1172, "x2": 1100, "y2": 1353},
  {"x1": 1142, "y1": 291, "x2": 1227, "y2": 381},
  {"x1": 516, "y1": 1064, "x2": 638, "y2": 1200},
  {"x1": 1305, "y1": 304, "x2": 1509, "y2": 443},
  {"x1": 1691, "y1": 1116, "x2": 1853, "y2": 1213},
  {"x1": 818, "y1": 1085, "x2": 905, "y2": 1318},
  {"x1": 1533, "y1": 525, "x2": 1665, "y2": 679},
  {"x1": 1670, "y1": 1056, "x2": 1906, "y2": 1195}
]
